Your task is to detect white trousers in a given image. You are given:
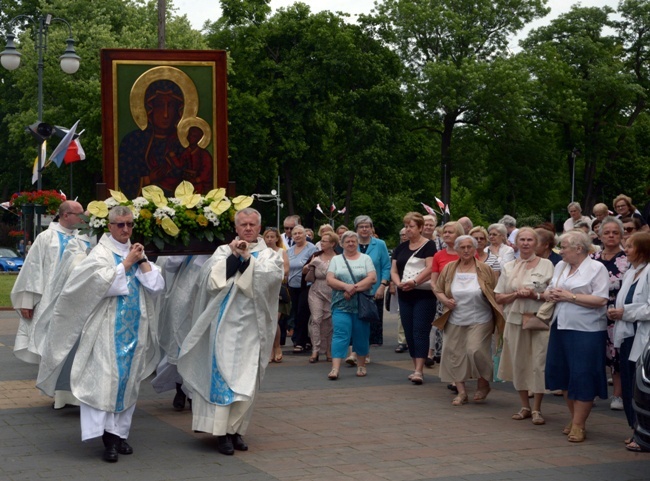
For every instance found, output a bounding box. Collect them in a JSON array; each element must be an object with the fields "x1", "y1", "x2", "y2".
[{"x1": 80, "y1": 402, "x2": 136, "y2": 441}]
